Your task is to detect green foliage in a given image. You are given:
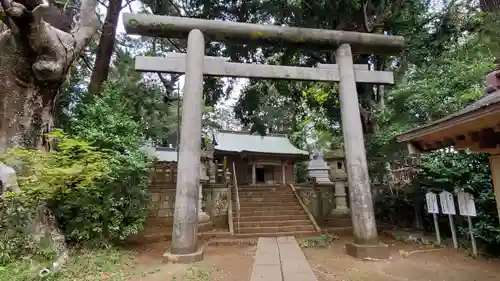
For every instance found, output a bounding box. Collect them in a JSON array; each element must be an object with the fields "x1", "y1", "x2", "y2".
[
  {"x1": 416, "y1": 151, "x2": 500, "y2": 252},
  {"x1": 1, "y1": 131, "x2": 111, "y2": 202},
  {"x1": 182, "y1": 266, "x2": 212, "y2": 281},
  {"x1": 0, "y1": 248, "x2": 138, "y2": 281},
  {"x1": 0, "y1": 132, "x2": 112, "y2": 262},
  {"x1": 64, "y1": 81, "x2": 152, "y2": 245},
  {"x1": 71, "y1": 81, "x2": 146, "y2": 152},
  {"x1": 376, "y1": 151, "x2": 500, "y2": 255},
  {"x1": 298, "y1": 233, "x2": 338, "y2": 248},
  {"x1": 0, "y1": 198, "x2": 56, "y2": 265},
  {"x1": 374, "y1": 187, "x2": 420, "y2": 229},
  {"x1": 1, "y1": 81, "x2": 153, "y2": 263}
]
